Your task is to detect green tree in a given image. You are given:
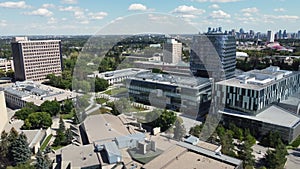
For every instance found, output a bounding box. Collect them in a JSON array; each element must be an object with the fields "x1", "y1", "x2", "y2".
[
  {"x1": 264, "y1": 139, "x2": 288, "y2": 169},
  {"x1": 0, "y1": 69, "x2": 5, "y2": 77},
  {"x1": 238, "y1": 140, "x2": 255, "y2": 168},
  {"x1": 61, "y1": 99, "x2": 74, "y2": 114},
  {"x1": 53, "y1": 117, "x2": 72, "y2": 146},
  {"x1": 173, "y1": 119, "x2": 186, "y2": 141},
  {"x1": 261, "y1": 132, "x2": 283, "y2": 148},
  {"x1": 41, "y1": 100, "x2": 61, "y2": 116},
  {"x1": 244, "y1": 129, "x2": 256, "y2": 146},
  {"x1": 10, "y1": 133, "x2": 31, "y2": 166},
  {"x1": 0, "y1": 131, "x2": 10, "y2": 168},
  {"x1": 220, "y1": 130, "x2": 236, "y2": 157},
  {"x1": 15, "y1": 102, "x2": 39, "y2": 120},
  {"x1": 23, "y1": 112, "x2": 52, "y2": 129},
  {"x1": 147, "y1": 110, "x2": 177, "y2": 132},
  {"x1": 6, "y1": 70, "x2": 14, "y2": 79},
  {"x1": 35, "y1": 149, "x2": 51, "y2": 169},
  {"x1": 107, "y1": 102, "x2": 120, "y2": 116},
  {"x1": 229, "y1": 123, "x2": 244, "y2": 141},
  {"x1": 189, "y1": 124, "x2": 203, "y2": 138},
  {"x1": 94, "y1": 77, "x2": 109, "y2": 92}
]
